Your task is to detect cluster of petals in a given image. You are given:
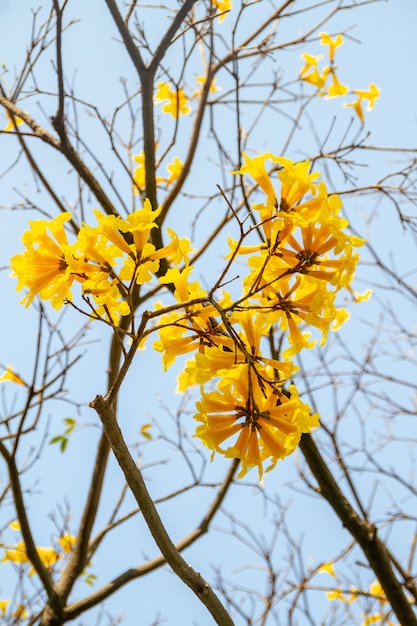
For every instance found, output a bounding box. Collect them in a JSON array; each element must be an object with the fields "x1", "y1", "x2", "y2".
[
  {"x1": 2, "y1": 525, "x2": 76, "y2": 577},
  {"x1": 325, "y1": 574, "x2": 398, "y2": 626},
  {"x1": 152, "y1": 150, "x2": 366, "y2": 477},
  {"x1": 11, "y1": 146, "x2": 366, "y2": 480},
  {"x1": 299, "y1": 32, "x2": 379, "y2": 122},
  {"x1": 11, "y1": 201, "x2": 191, "y2": 324}
]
